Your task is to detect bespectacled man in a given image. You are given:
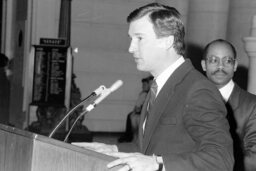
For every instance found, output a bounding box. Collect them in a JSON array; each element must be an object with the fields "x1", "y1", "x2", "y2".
[{"x1": 201, "y1": 39, "x2": 256, "y2": 171}]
